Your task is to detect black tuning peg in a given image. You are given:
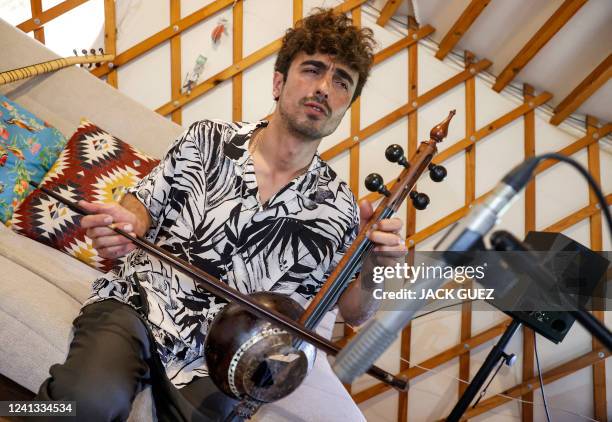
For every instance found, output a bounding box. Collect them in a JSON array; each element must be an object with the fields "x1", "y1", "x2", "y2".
[
  {"x1": 365, "y1": 173, "x2": 390, "y2": 197},
  {"x1": 95, "y1": 48, "x2": 104, "y2": 67},
  {"x1": 385, "y1": 144, "x2": 409, "y2": 168},
  {"x1": 74, "y1": 49, "x2": 82, "y2": 67},
  {"x1": 410, "y1": 191, "x2": 429, "y2": 210},
  {"x1": 428, "y1": 163, "x2": 447, "y2": 182},
  {"x1": 81, "y1": 49, "x2": 89, "y2": 67}
]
